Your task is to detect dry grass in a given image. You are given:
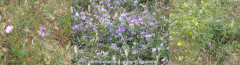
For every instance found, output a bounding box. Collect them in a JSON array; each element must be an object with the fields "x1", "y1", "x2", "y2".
[{"x1": 0, "y1": 0, "x2": 71, "y2": 64}]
